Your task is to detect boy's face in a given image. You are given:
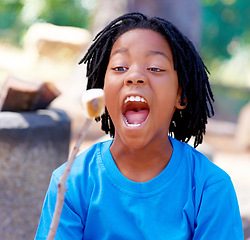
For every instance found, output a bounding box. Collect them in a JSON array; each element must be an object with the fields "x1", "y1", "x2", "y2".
[{"x1": 104, "y1": 29, "x2": 183, "y2": 149}]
